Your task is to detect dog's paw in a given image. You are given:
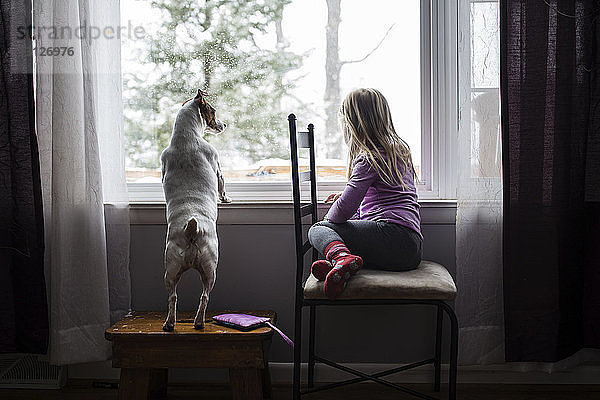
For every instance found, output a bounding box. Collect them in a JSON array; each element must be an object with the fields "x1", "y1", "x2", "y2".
[
  {"x1": 220, "y1": 195, "x2": 232, "y2": 203},
  {"x1": 193, "y1": 322, "x2": 205, "y2": 330},
  {"x1": 162, "y1": 322, "x2": 175, "y2": 332}
]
